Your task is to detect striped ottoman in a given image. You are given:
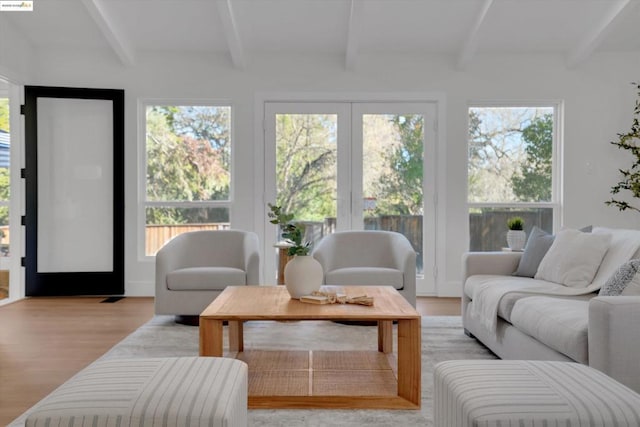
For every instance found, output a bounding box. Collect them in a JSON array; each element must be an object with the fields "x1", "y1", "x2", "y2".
[
  {"x1": 24, "y1": 357, "x2": 248, "y2": 427},
  {"x1": 434, "y1": 360, "x2": 640, "y2": 427}
]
